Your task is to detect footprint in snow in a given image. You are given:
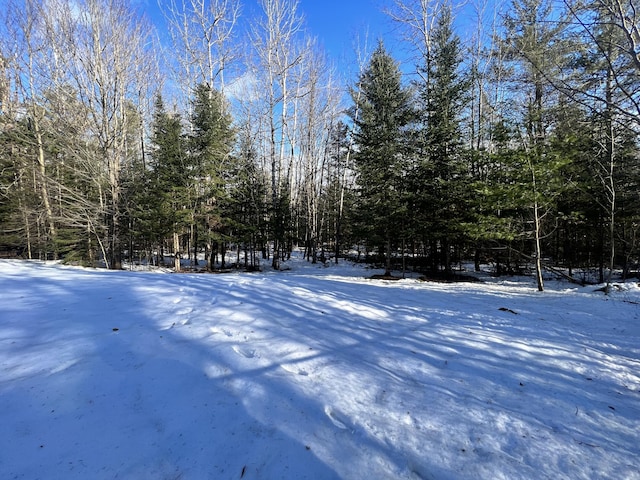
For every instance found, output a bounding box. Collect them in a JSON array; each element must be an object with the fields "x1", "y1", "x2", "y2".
[
  {"x1": 324, "y1": 405, "x2": 349, "y2": 430},
  {"x1": 375, "y1": 389, "x2": 388, "y2": 405},
  {"x1": 280, "y1": 363, "x2": 309, "y2": 376},
  {"x1": 232, "y1": 345, "x2": 256, "y2": 359}
]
